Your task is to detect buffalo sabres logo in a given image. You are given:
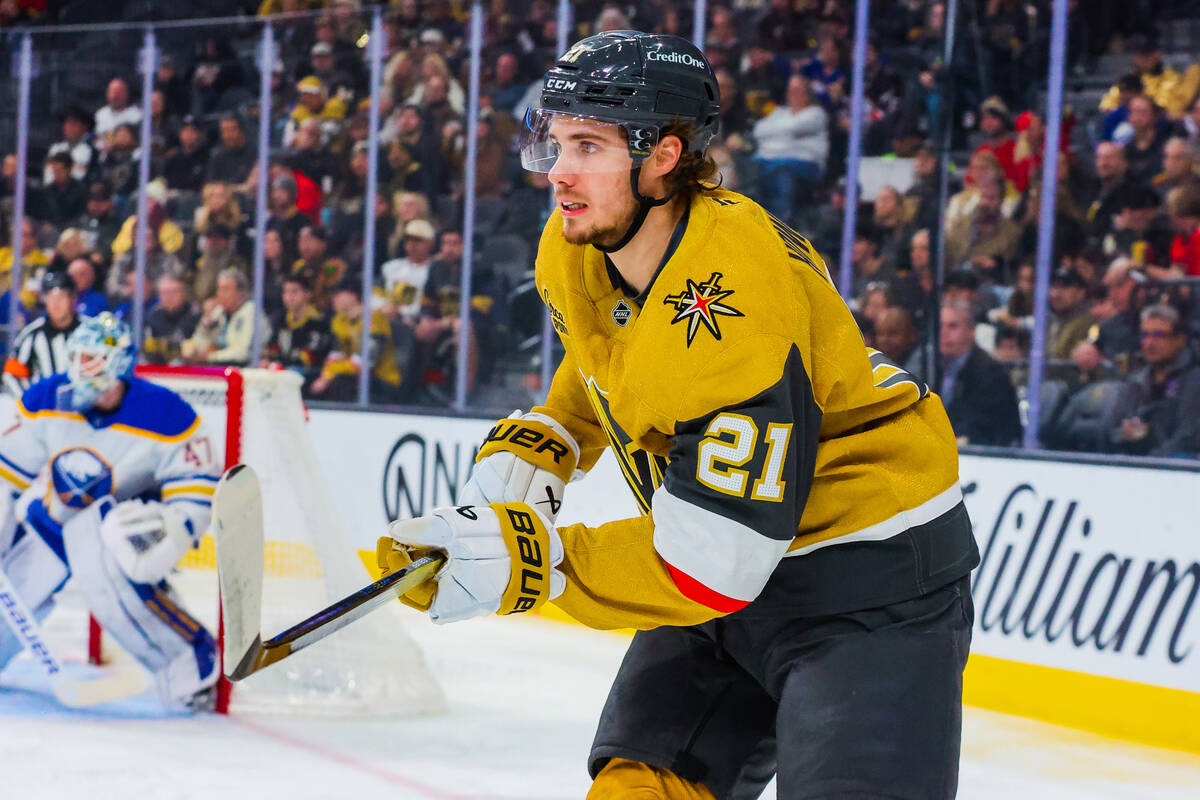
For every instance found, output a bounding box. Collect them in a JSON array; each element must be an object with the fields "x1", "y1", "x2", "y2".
[
  {"x1": 50, "y1": 447, "x2": 114, "y2": 509},
  {"x1": 662, "y1": 272, "x2": 743, "y2": 346}
]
